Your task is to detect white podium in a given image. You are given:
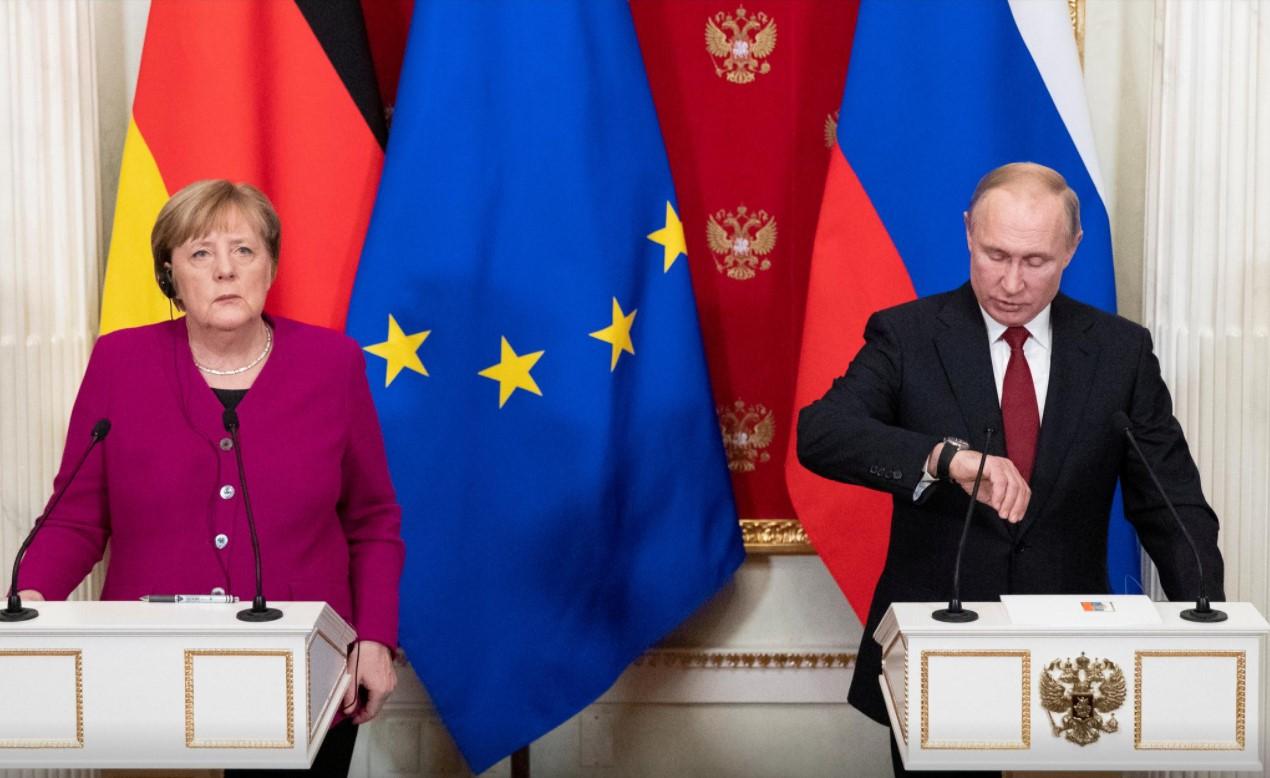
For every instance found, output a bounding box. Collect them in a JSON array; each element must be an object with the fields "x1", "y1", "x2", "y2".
[
  {"x1": 877, "y1": 595, "x2": 1269, "y2": 772},
  {"x1": 0, "y1": 601, "x2": 353, "y2": 769}
]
